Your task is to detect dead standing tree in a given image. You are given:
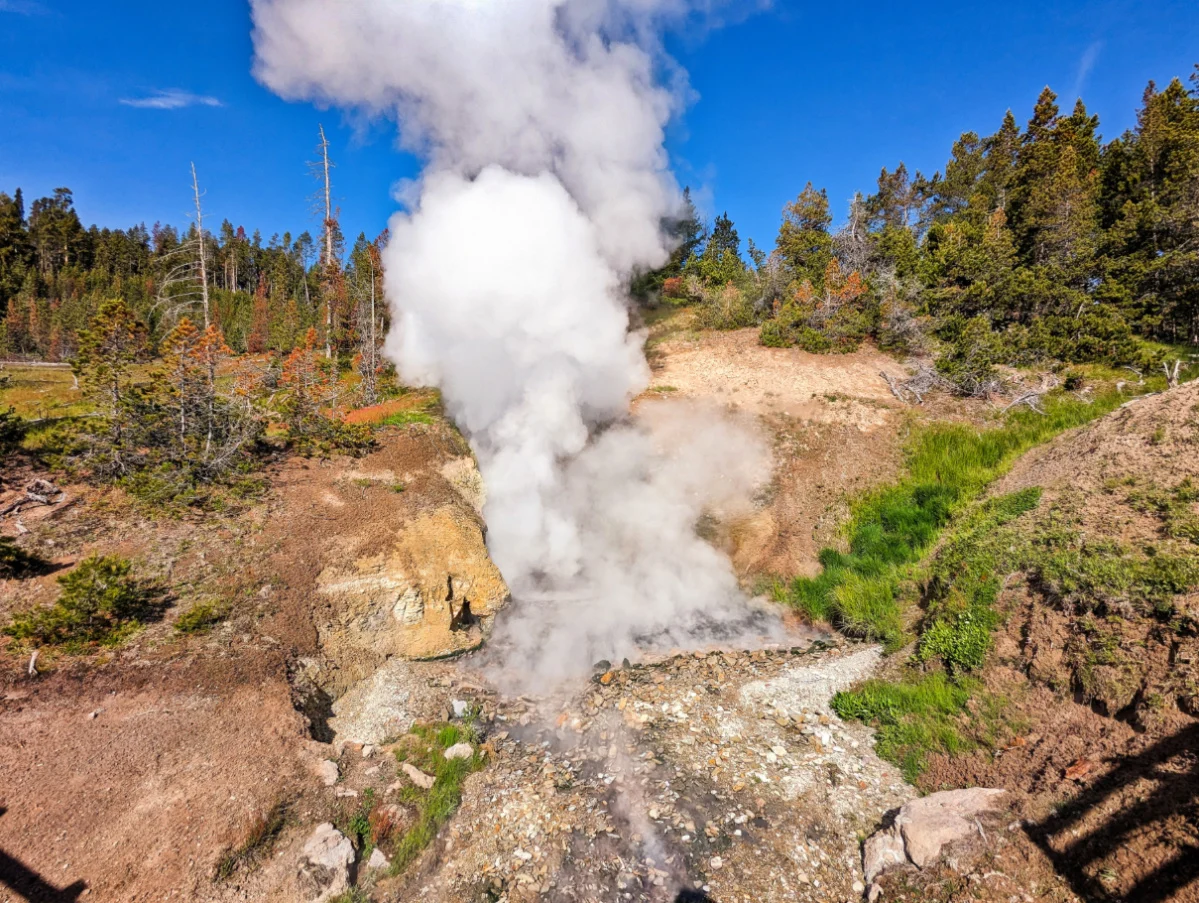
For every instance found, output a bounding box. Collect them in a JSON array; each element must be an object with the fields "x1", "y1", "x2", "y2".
[
  {"x1": 154, "y1": 164, "x2": 214, "y2": 329},
  {"x1": 351, "y1": 232, "x2": 388, "y2": 406},
  {"x1": 312, "y1": 125, "x2": 343, "y2": 360}
]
